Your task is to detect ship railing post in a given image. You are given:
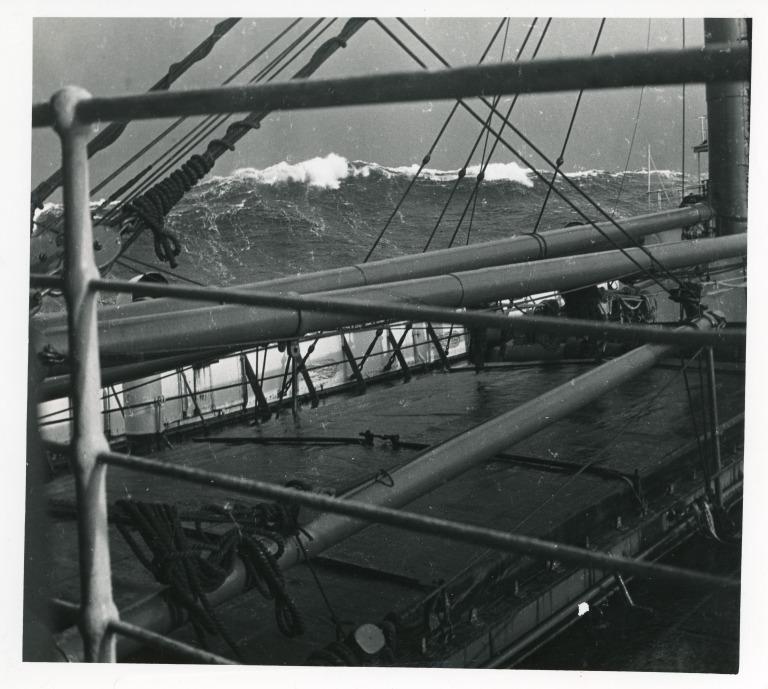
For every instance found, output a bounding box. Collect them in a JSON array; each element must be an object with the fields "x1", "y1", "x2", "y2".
[
  {"x1": 705, "y1": 346, "x2": 725, "y2": 508},
  {"x1": 52, "y1": 86, "x2": 119, "y2": 662}
]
